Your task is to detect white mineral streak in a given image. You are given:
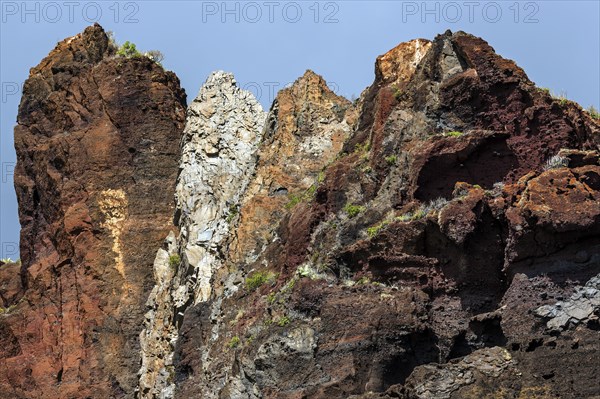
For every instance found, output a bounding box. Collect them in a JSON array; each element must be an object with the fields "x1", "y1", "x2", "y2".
[{"x1": 137, "y1": 71, "x2": 266, "y2": 398}]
